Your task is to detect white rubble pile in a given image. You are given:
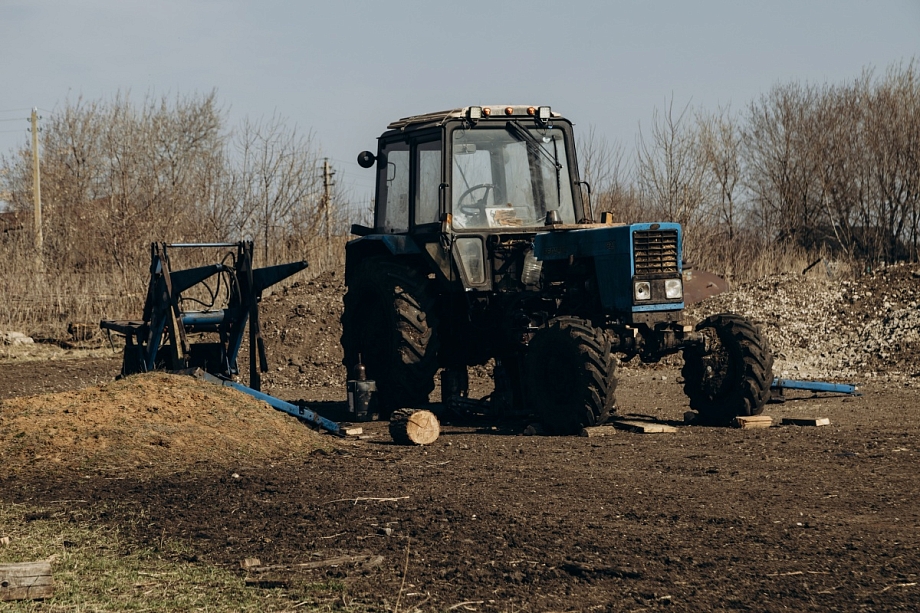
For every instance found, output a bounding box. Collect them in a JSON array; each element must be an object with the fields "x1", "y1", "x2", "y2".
[
  {"x1": 686, "y1": 264, "x2": 920, "y2": 382},
  {"x1": 1, "y1": 331, "x2": 34, "y2": 346}
]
